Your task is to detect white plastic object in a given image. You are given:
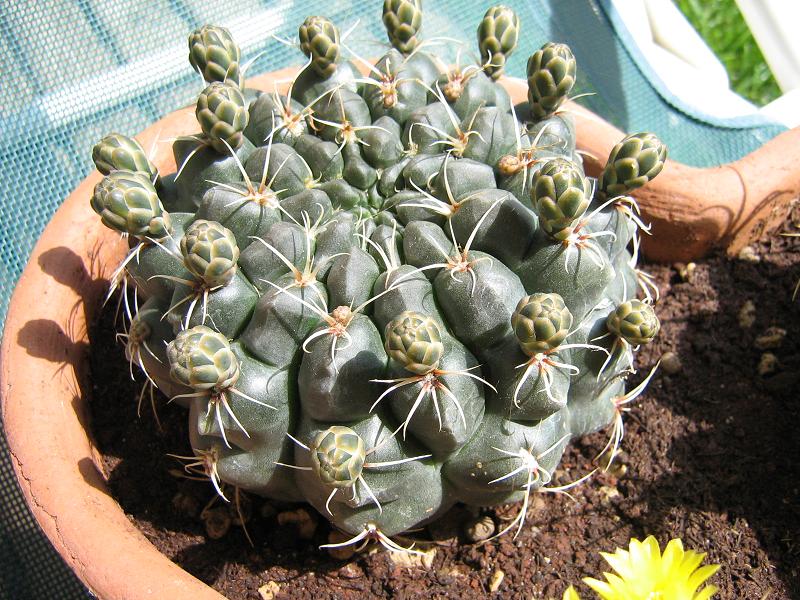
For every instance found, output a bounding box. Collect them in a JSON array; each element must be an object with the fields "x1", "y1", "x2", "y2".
[
  {"x1": 761, "y1": 89, "x2": 800, "y2": 128},
  {"x1": 610, "y1": 0, "x2": 800, "y2": 127},
  {"x1": 610, "y1": 0, "x2": 758, "y2": 119},
  {"x1": 735, "y1": 0, "x2": 800, "y2": 93},
  {"x1": 642, "y1": 0, "x2": 729, "y2": 89}
]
